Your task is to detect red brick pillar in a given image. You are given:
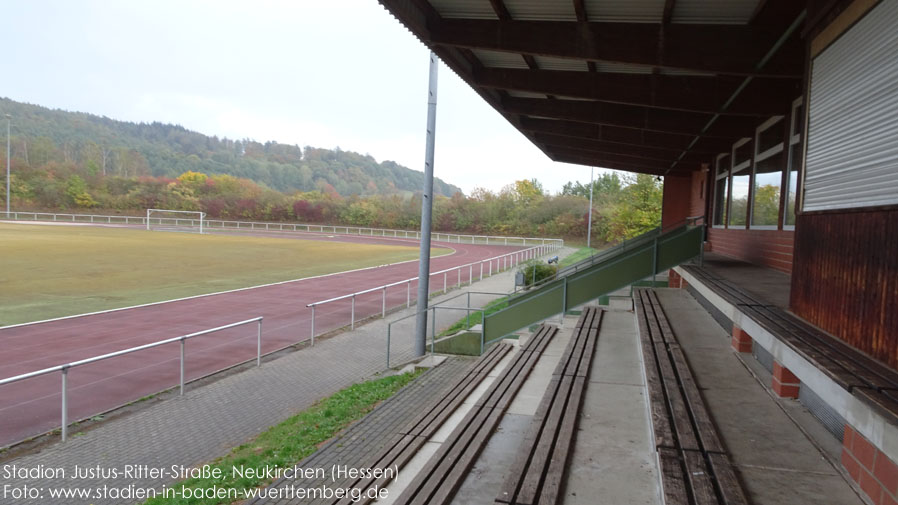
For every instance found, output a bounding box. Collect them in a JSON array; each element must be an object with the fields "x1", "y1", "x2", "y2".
[
  {"x1": 842, "y1": 425, "x2": 898, "y2": 505},
  {"x1": 731, "y1": 326, "x2": 753, "y2": 353},
  {"x1": 668, "y1": 269, "x2": 689, "y2": 289},
  {"x1": 772, "y1": 362, "x2": 800, "y2": 398}
]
